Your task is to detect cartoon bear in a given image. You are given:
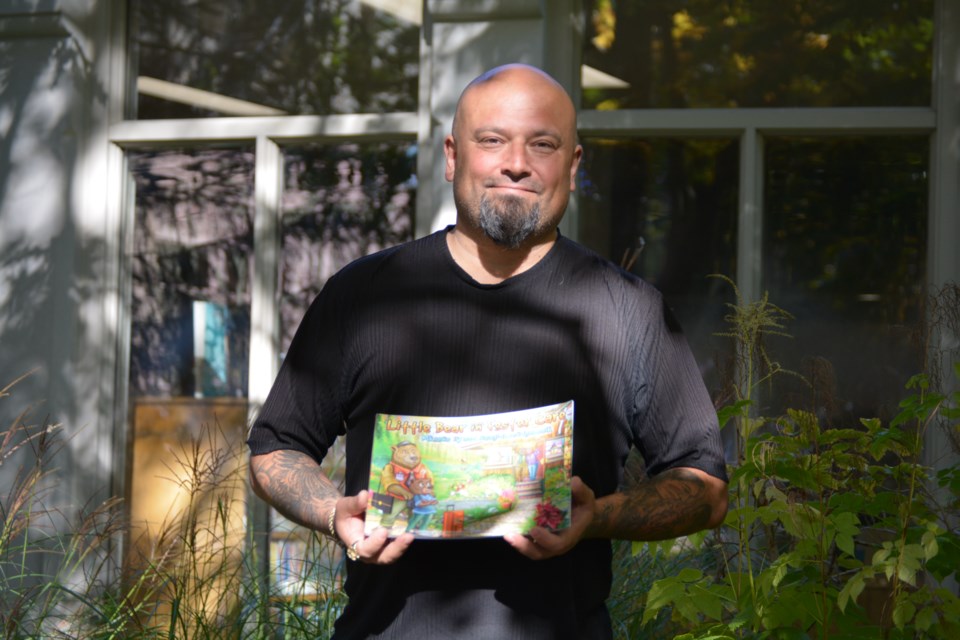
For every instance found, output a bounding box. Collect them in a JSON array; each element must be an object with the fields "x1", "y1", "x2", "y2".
[
  {"x1": 378, "y1": 441, "x2": 433, "y2": 527},
  {"x1": 405, "y1": 476, "x2": 438, "y2": 532}
]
